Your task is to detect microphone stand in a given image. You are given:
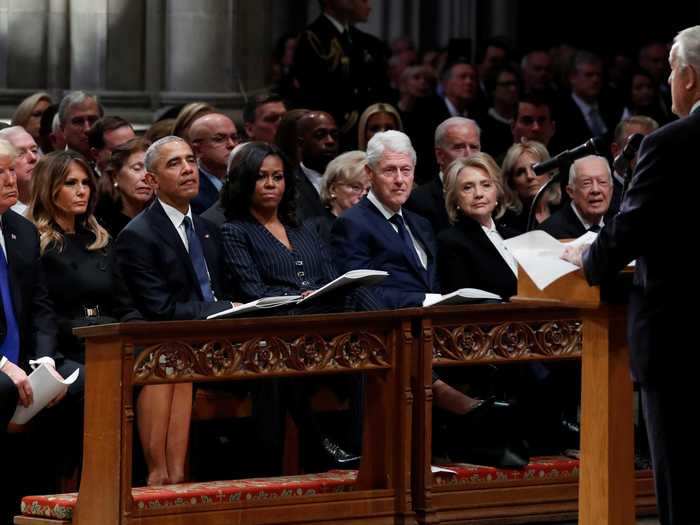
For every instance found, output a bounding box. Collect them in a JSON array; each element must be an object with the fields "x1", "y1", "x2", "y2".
[{"x1": 526, "y1": 172, "x2": 559, "y2": 232}]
